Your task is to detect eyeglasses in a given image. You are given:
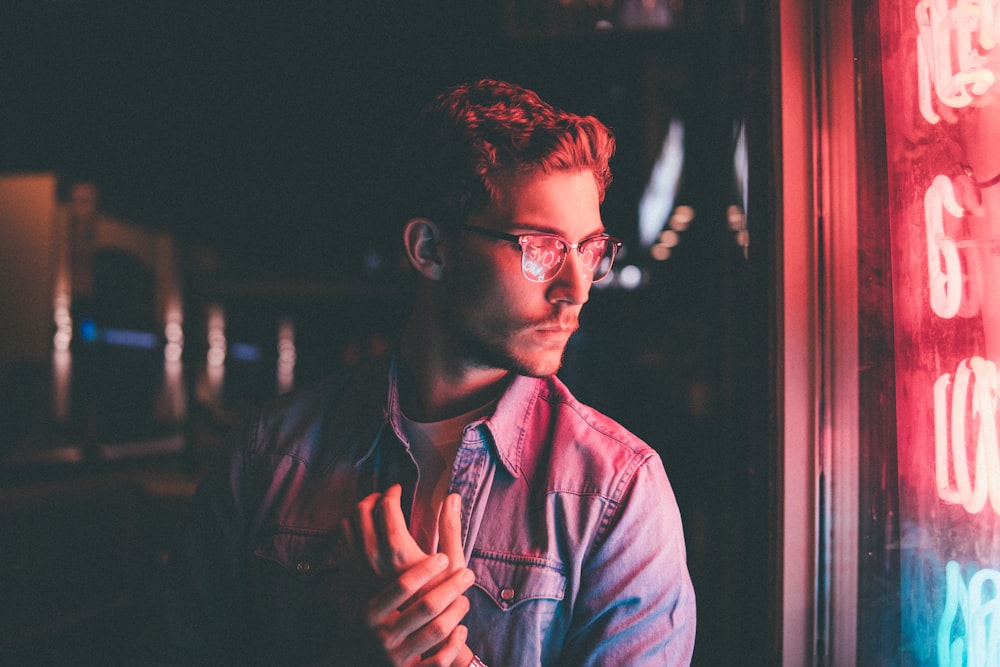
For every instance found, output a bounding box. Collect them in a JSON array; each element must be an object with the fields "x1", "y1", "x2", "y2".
[{"x1": 459, "y1": 223, "x2": 622, "y2": 283}]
